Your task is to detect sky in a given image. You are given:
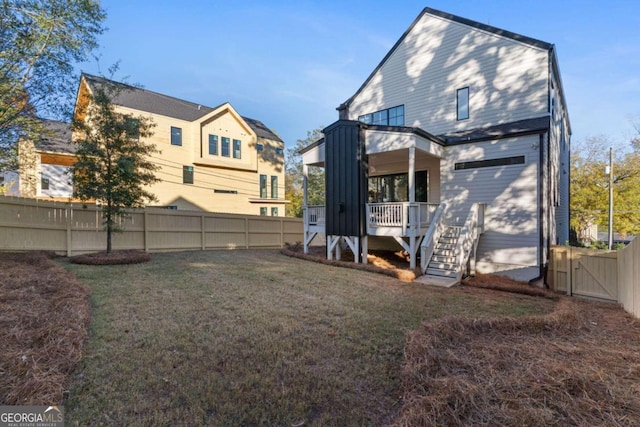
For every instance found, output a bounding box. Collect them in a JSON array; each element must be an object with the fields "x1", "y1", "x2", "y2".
[{"x1": 75, "y1": 0, "x2": 640, "y2": 150}]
